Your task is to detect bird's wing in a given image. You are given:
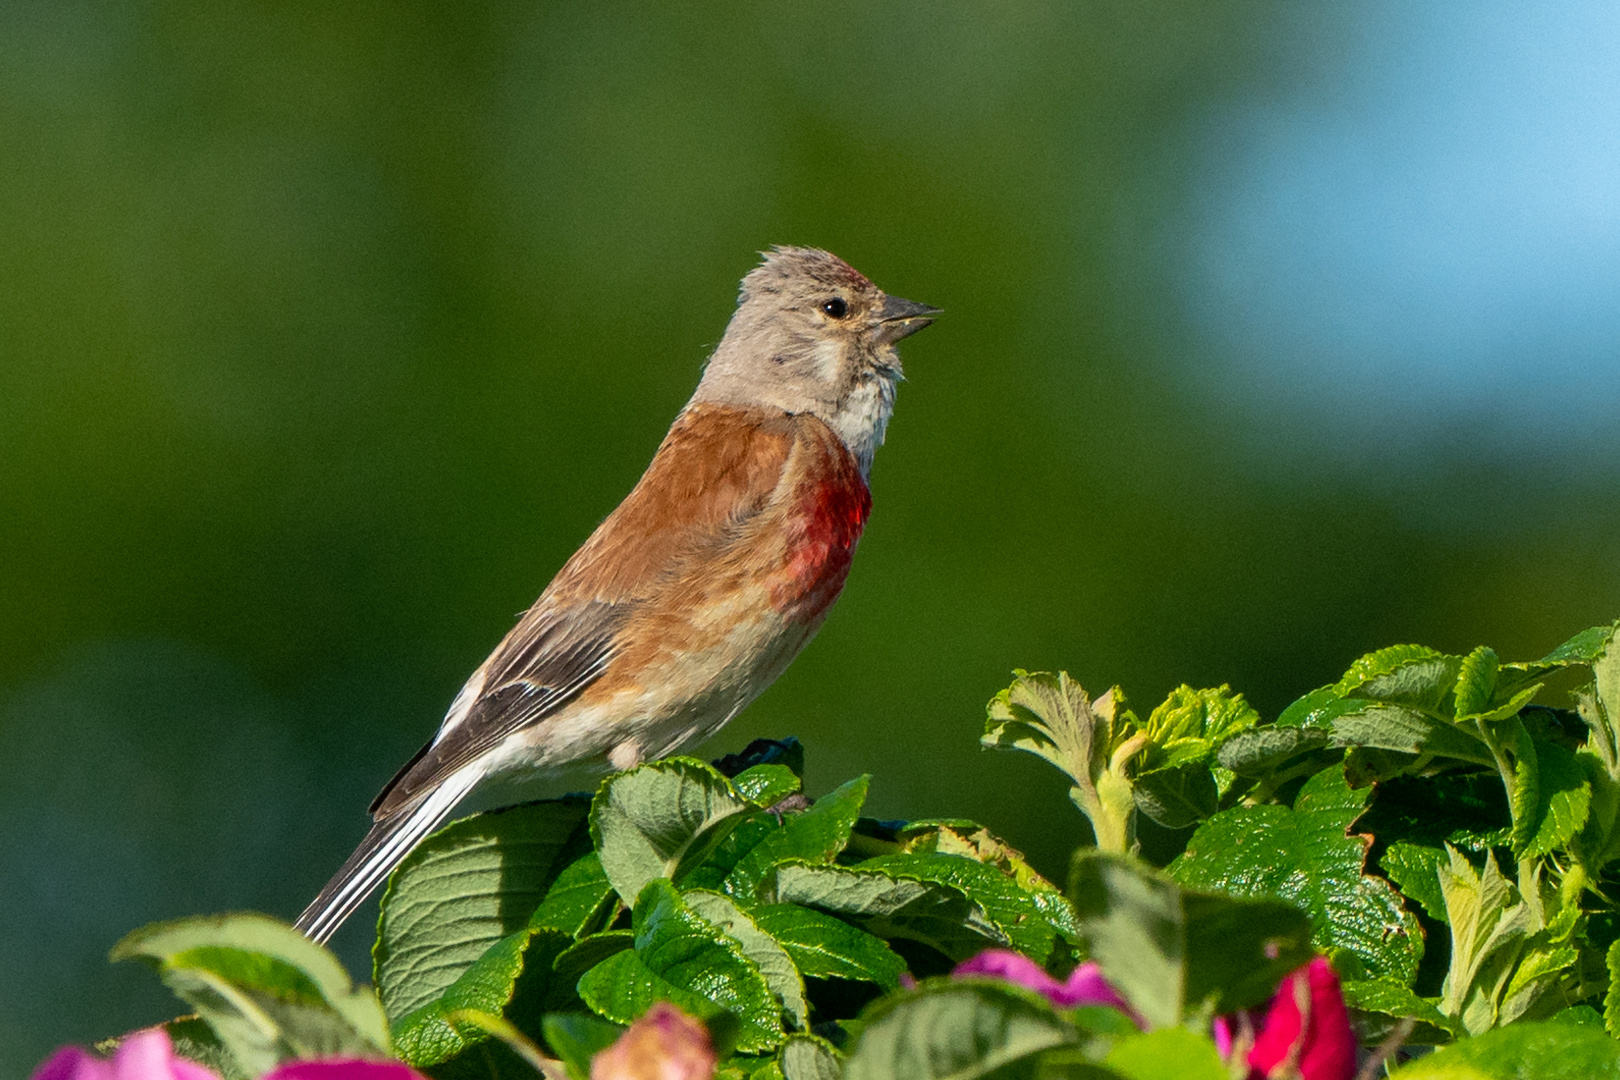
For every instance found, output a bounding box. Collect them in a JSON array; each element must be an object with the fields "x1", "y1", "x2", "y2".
[{"x1": 368, "y1": 404, "x2": 804, "y2": 819}]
